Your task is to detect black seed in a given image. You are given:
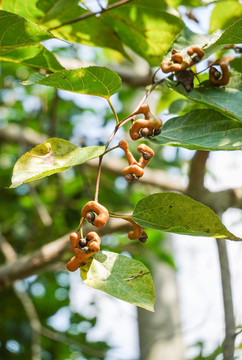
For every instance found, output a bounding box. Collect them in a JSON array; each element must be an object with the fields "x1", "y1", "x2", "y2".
[
  {"x1": 86, "y1": 211, "x2": 95, "y2": 224},
  {"x1": 142, "y1": 152, "x2": 151, "y2": 160},
  {"x1": 140, "y1": 127, "x2": 149, "y2": 137},
  {"x1": 79, "y1": 238, "x2": 87, "y2": 248},
  {"x1": 125, "y1": 174, "x2": 135, "y2": 182},
  {"x1": 153, "y1": 128, "x2": 161, "y2": 136}
]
